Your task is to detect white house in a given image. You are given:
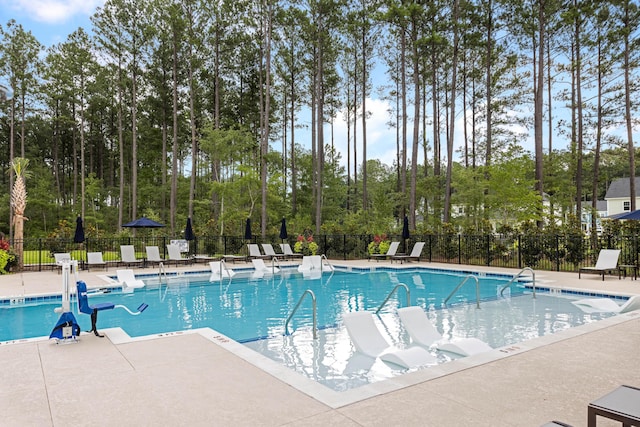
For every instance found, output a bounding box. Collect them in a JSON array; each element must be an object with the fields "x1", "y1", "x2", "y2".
[{"x1": 604, "y1": 177, "x2": 640, "y2": 216}]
